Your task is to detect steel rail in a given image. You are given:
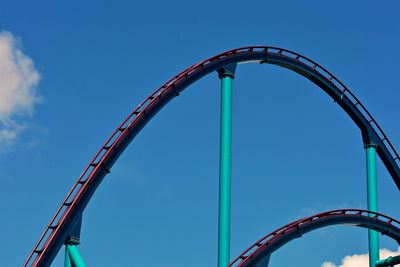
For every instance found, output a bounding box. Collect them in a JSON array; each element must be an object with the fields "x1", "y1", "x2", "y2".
[
  {"x1": 229, "y1": 209, "x2": 400, "y2": 267},
  {"x1": 23, "y1": 46, "x2": 400, "y2": 267}
]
